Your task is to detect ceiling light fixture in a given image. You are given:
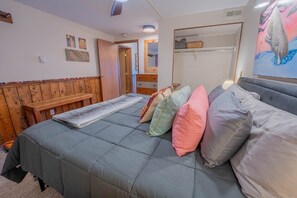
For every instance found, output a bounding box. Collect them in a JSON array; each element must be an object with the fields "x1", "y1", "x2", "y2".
[
  {"x1": 143, "y1": 25, "x2": 156, "y2": 33},
  {"x1": 255, "y1": 0, "x2": 270, "y2": 9},
  {"x1": 115, "y1": 0, "x2": 128, "y2": 2}
]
